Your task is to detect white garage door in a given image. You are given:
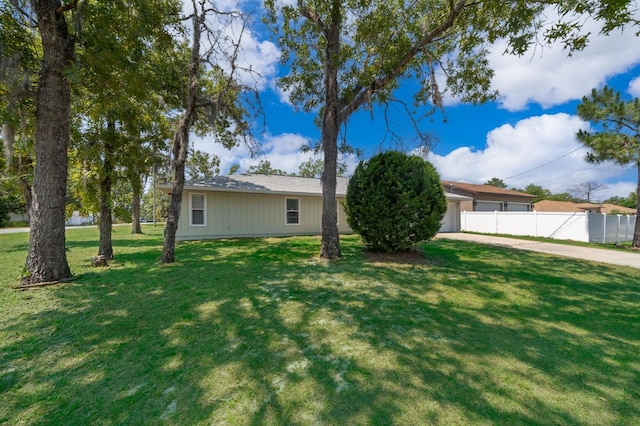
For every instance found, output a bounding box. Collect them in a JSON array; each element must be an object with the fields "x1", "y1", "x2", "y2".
[
  {"x1": 475, "y1": 201, "x2": 503, "y2": 212},
  {"x1": 508, "y1": 203, "x2": 530, "y2": 211},
  {"x1": 439, "y1": 202, "x2": 457, "y2": 232}
]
